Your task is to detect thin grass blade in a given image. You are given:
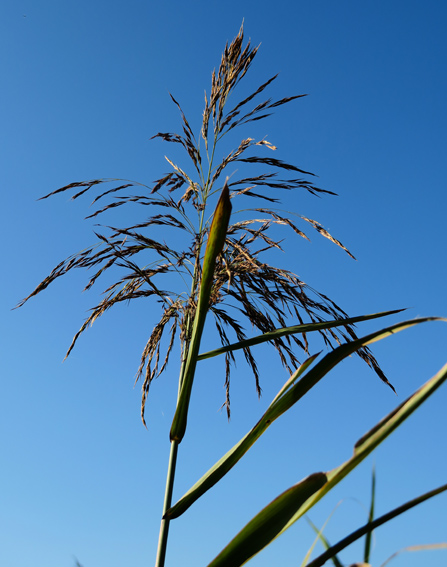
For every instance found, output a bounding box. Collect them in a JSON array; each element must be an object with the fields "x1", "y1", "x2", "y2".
[
  {"x1": 206, "y1": 473, "x2": 327, "y2": 567},
  {"x1": 170, "y1": 184, "x2": 231, "y2": 443},
  {"x1": 305, "y1": 517, "x2": 344, "y2": 567},
  {"x1": 364, "y1": 466, "x2": 375, "y2": 564},
  {"x1": 197, "y1": 310, "x2": 405, "y2": 361},
  {"x1": 379, "y1": 543, "x2": 447, "y2": 567},
  {"x1": 307, "y1": 483, "x2": 447, "y2": 567}
]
